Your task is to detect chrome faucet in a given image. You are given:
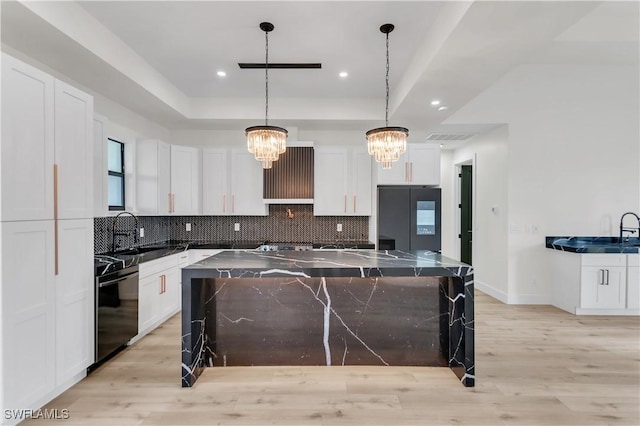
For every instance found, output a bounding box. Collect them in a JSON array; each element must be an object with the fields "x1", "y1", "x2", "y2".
[
  {"x1": 619, "y1": 212, "x2": 640, "y2": 242},
  {"x1": 112, "y1": 211, "x2": 139, "y2": 252}
]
